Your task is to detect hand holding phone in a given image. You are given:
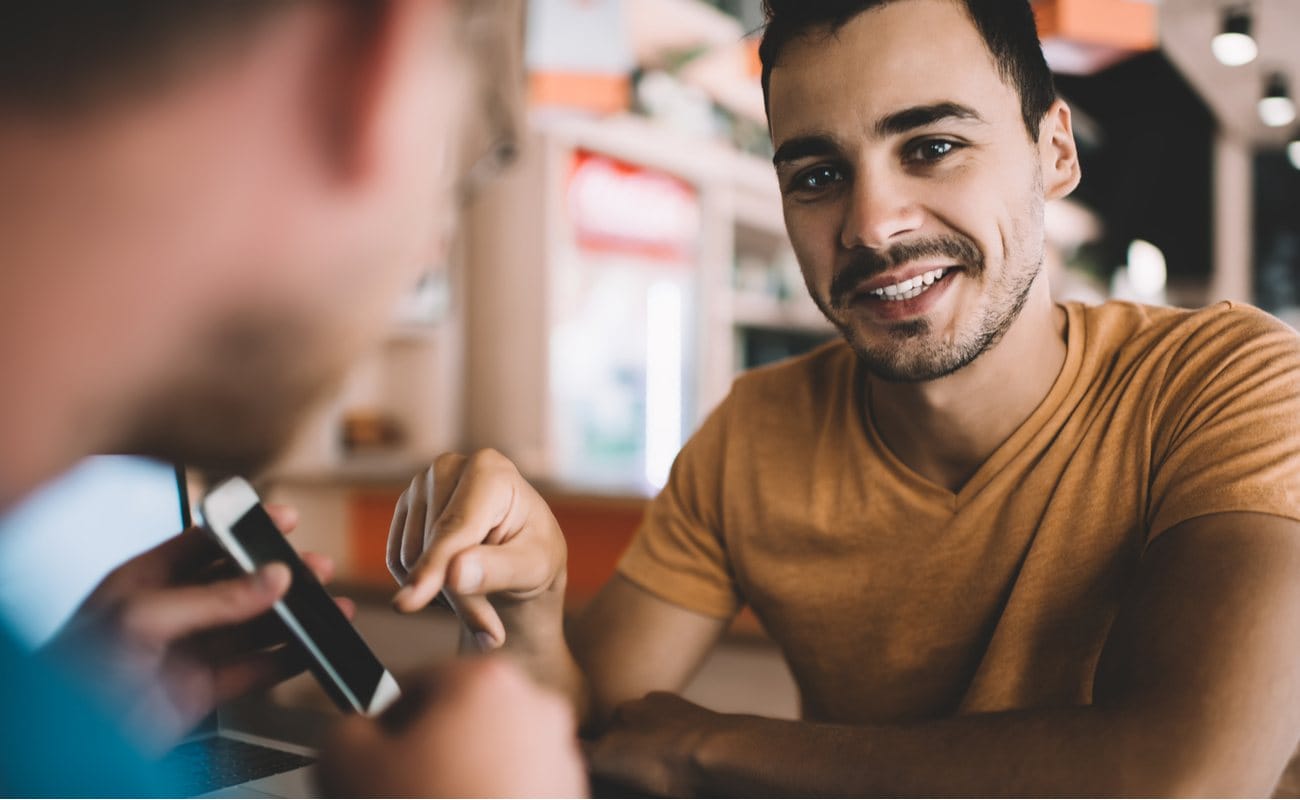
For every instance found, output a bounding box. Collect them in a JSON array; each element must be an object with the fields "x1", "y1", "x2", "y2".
[{"x1": 202, "y1": 477, "x2": 400, "y2": 716}]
